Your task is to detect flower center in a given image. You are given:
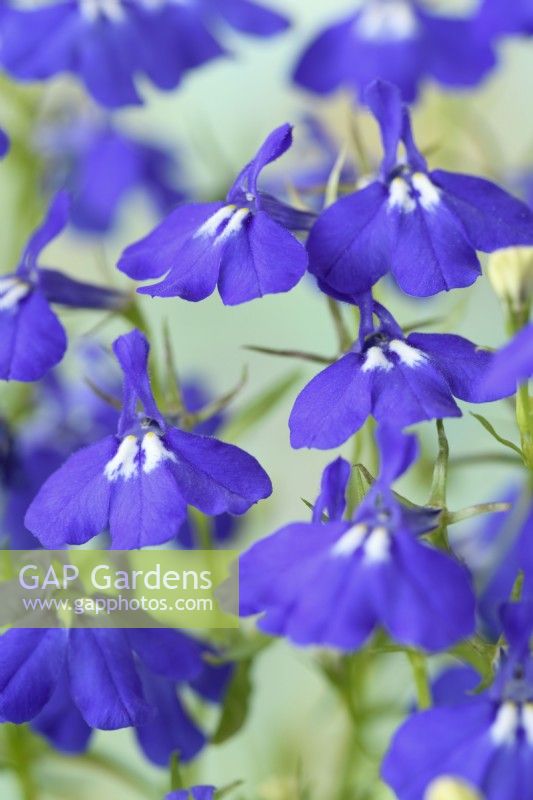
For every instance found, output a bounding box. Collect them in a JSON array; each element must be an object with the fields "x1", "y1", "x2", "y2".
[
  {"x1": 356, "y1": 0, "x2": 420, "y2": 42},
  {"x1": 104, "y1": 432, "x2": 176, "y2": 482},
  {"x1": 387, "y1": 172, "x2": 441, "y2": 213},
  {"x1": 194, "y1": 205, "x2": 251, "y2": 244},
  {"x1": 331, "y1": 523, "x2": 391, "y2": 563},
  {"x1": 0, "y1": 277, "x2": 31, "y2": 312},
  {"x1": 79, "y1": 0, "x2": 125, "y2": 23},
  {"x1": 490, "y1": 701, "x2": 533, "y2": 746},
  {"x1": 361, "y1": 338, "x2": 426, "y2": 372}
]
